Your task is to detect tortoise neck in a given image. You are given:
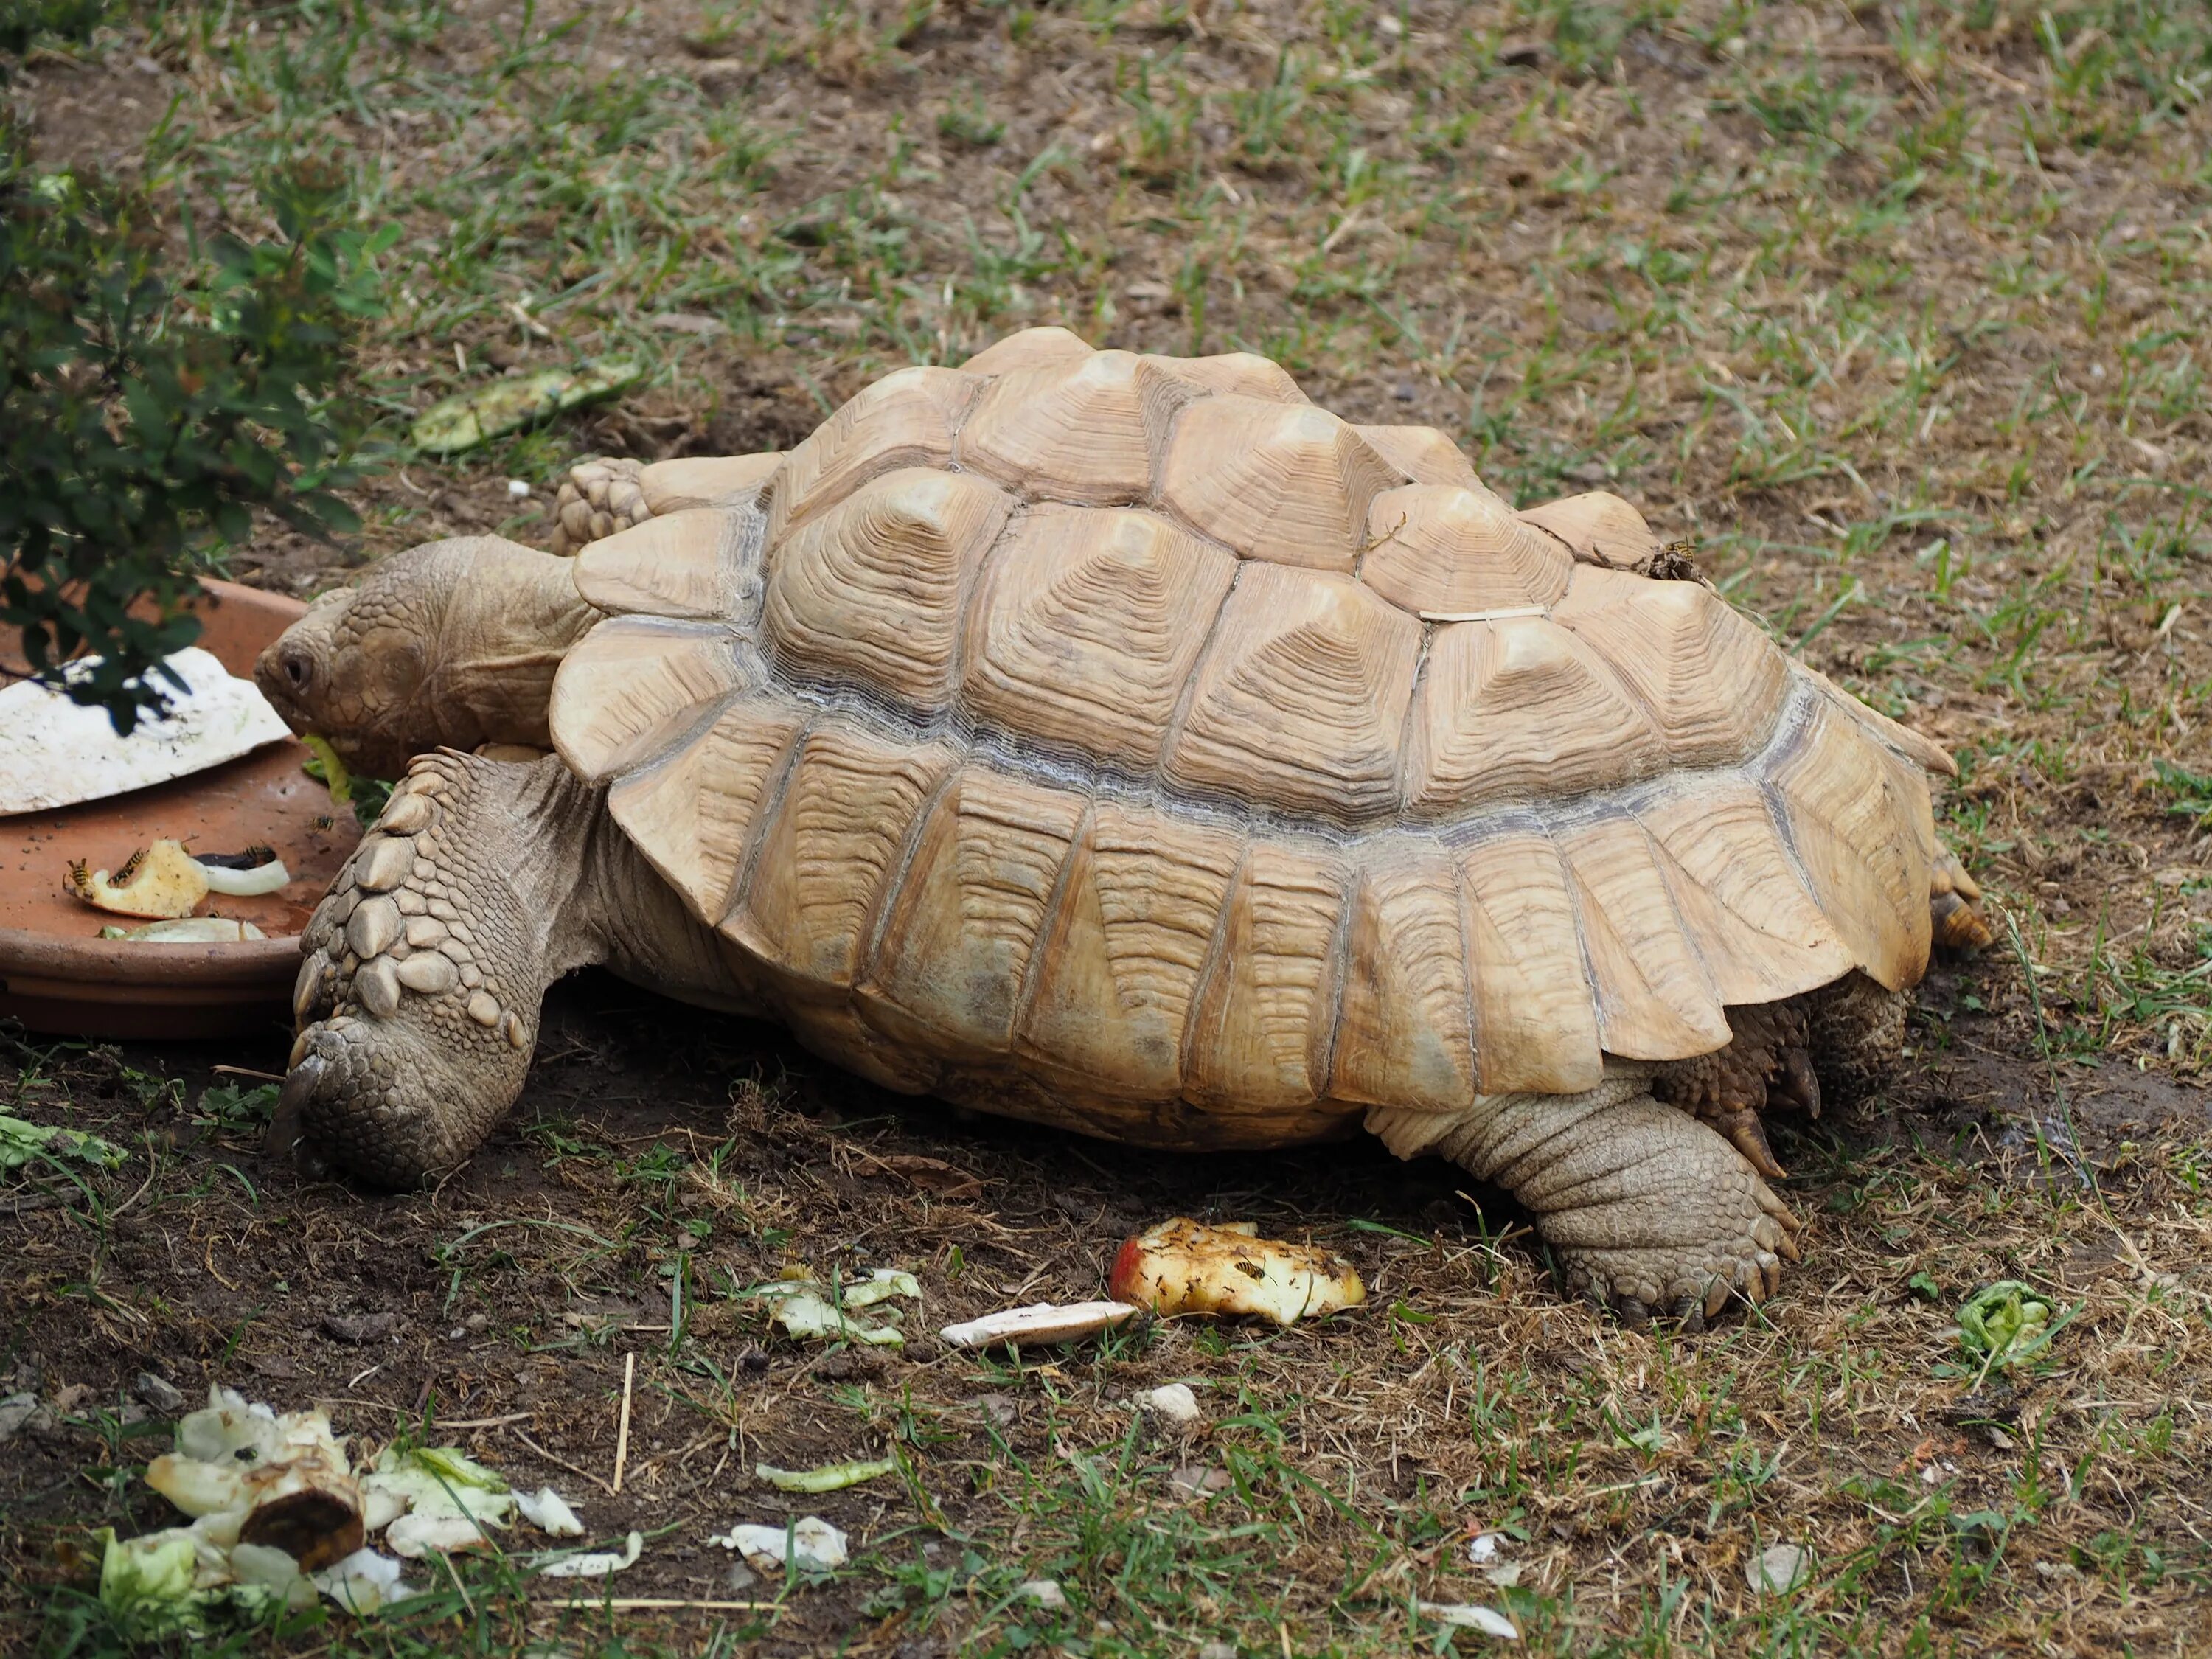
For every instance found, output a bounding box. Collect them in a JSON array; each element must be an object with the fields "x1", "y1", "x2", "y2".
[{"x1": 422, "y1": 542, "x2": 604, "y2": 756}]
